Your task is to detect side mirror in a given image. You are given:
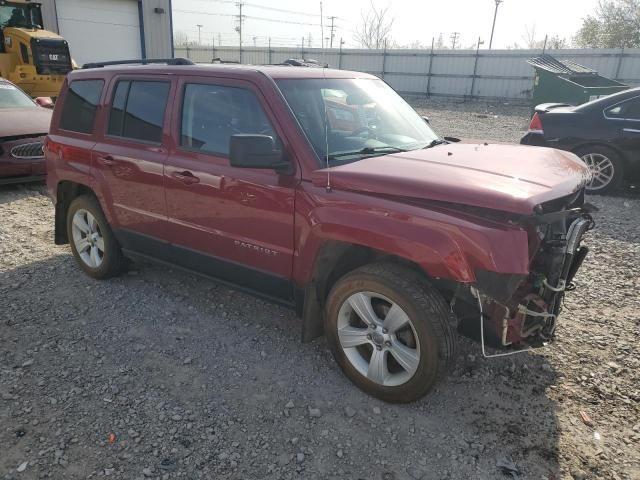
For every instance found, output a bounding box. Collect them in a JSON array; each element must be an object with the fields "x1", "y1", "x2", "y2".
[
  {"x1": 422, "y1": 116, "x2": 430, "y2": 124},
  {"x1": 229, "y1": 134, "x2": 290, "y2": 173},
  {"x1": 35, "y1": 97, "x2": 54, "y2": 108}
]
